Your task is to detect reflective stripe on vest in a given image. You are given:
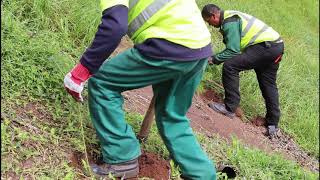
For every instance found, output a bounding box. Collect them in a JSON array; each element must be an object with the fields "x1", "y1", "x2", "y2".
[
  {"x1": 224, "y1": 10, "x2": 280, "y2": 49},
  {"x1": 128, "y1": 0, "x2": 172, "y2": 37},
  {"x1": 225, "y1": 11, "x2": 257, "y2": 39},
  {"x1": 129, "y1": 0, "x2": 139, "y2": 9},
  {"x1": 248, "y1": 24, "x2": 269, "y2": 46}
]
